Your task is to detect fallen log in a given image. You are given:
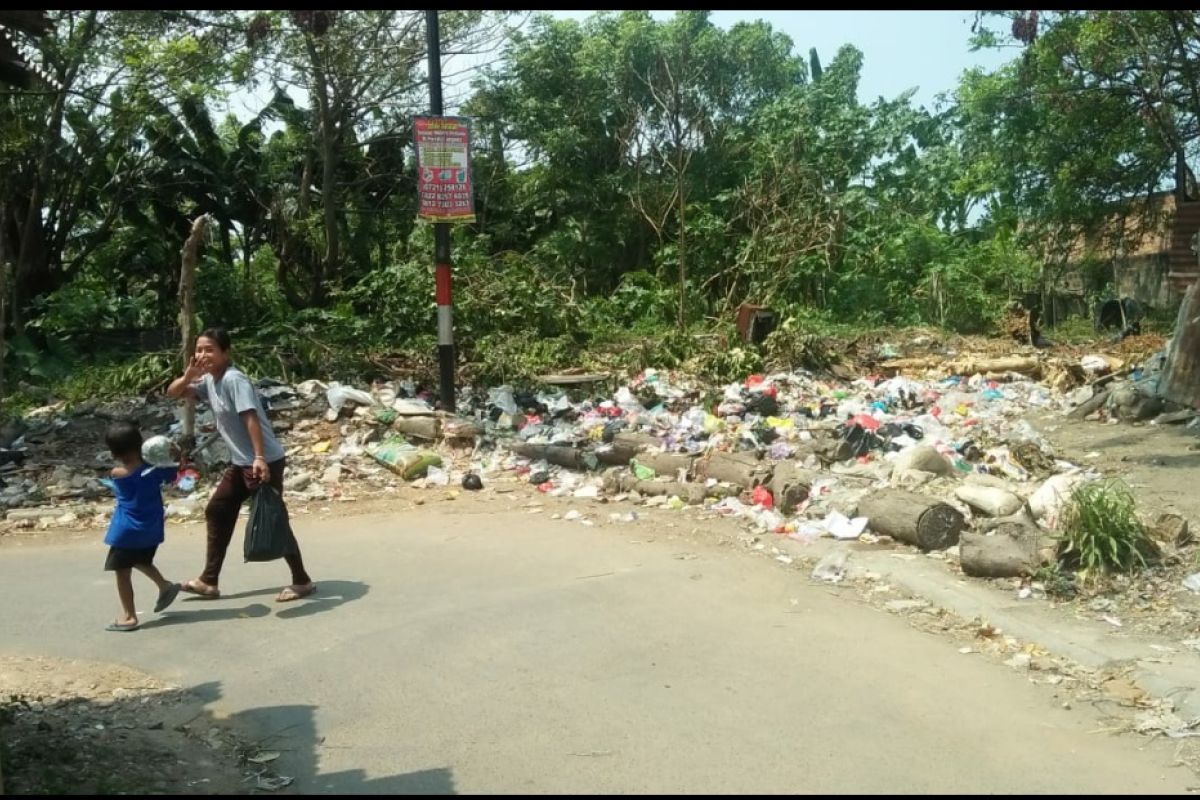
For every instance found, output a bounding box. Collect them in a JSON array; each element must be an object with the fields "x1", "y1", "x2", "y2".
[
  {"x1": 596, "y1": 431, "x2": 660, "y2": 467},
  {"x1": 856, "y1": 489, "x2": 965, "y2": 551},
  {"x1": 950, "y1": 355, "x2": 1040, "y2": 377},
  {"x1": 960, "y1": 514, "x2": 1045, "y2": 577},
  {"x1": 768, "y1": 462, "x2": 818, "y2": 514},
  {"x1": 878, "y1": 357, "x2": 940, "y2": 372},
  {"x1": 510, "y1": 443, "x2": 595, "y2": 471},
  {"x1": 1067, "y1": 388, "x2": 1112, "y2": 420},
  {"x1": 635, "y1": 451, "x2": 699, "y2": 480},
  {"x1": 881, "y1": 355, "x2": 1041, "y2": 378},
  {"x1": 1087, "y1": 364, "x2": 1132, "y2": 388},
  {"x1": 699, "y1": 450, "x2": 772, "y2": 488},
  {"x1": 603, "y1": 472, "x2": 736, "y2": 504}
]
